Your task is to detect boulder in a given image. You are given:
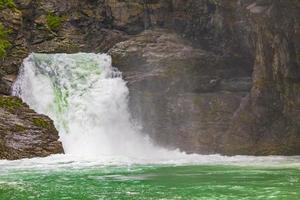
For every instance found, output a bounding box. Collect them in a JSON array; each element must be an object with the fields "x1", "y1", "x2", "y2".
[{"x1": 0, "y1": 96, "x2": 63, "y2": 160}]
